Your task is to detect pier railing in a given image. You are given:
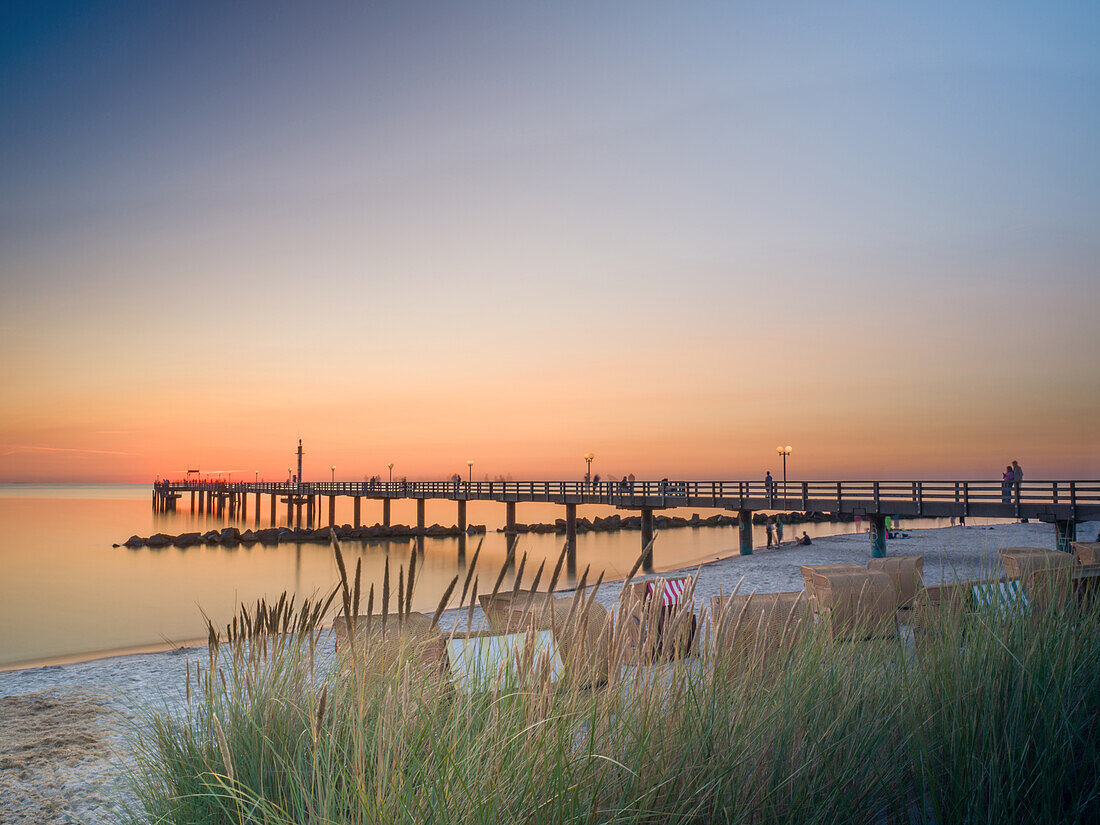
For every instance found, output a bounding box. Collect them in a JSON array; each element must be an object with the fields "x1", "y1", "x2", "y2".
[{"x1": 158, "y1": 478, "x2": 1100, "y2": 520}]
